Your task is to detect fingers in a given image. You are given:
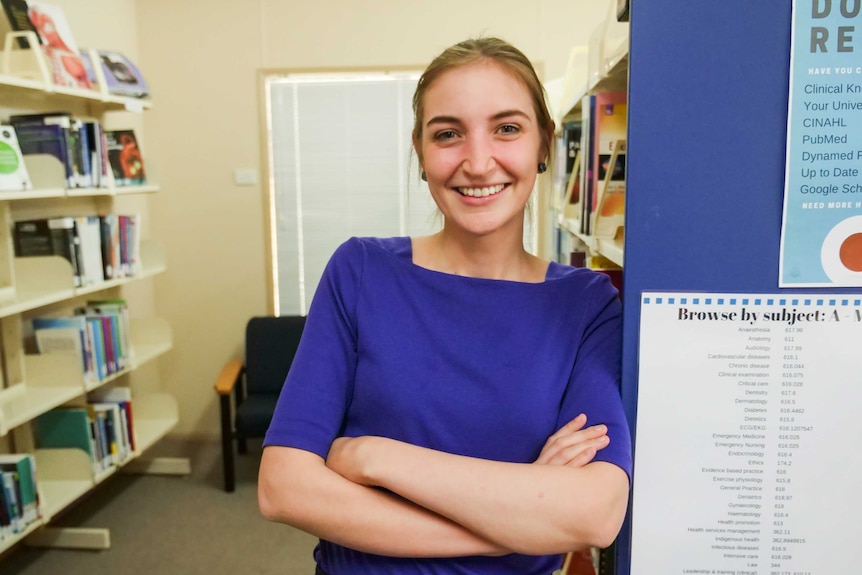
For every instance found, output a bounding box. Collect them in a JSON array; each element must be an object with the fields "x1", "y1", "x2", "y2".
[
  {"x1": 544, "y1": 413, "x2": 588, "y2": 445},
  {"x1": 560, "y1": 434, "x2": 610, "y2": 467},
  {"x1": 534, "y1": 416, "x2": 610, "y2": 466}
]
